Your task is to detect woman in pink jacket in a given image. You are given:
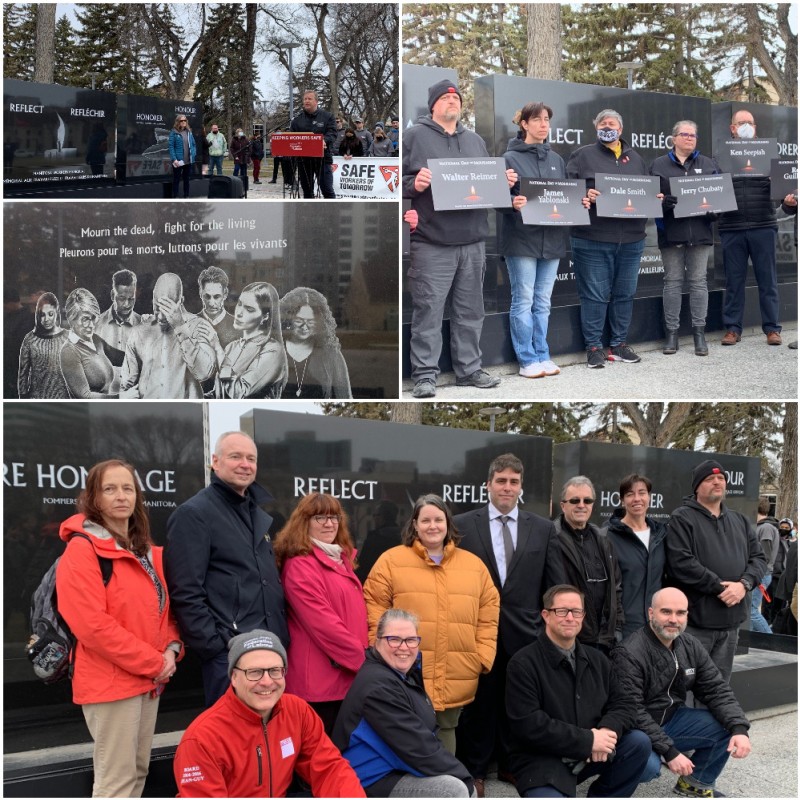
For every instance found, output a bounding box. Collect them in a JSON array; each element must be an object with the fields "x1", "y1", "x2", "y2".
[
  {"x1": 274, "y1": 493, "x2": 368, "y2": 734},
  {"x1": 56, "y1": 459, "x2": 183, "y2": 798}
]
